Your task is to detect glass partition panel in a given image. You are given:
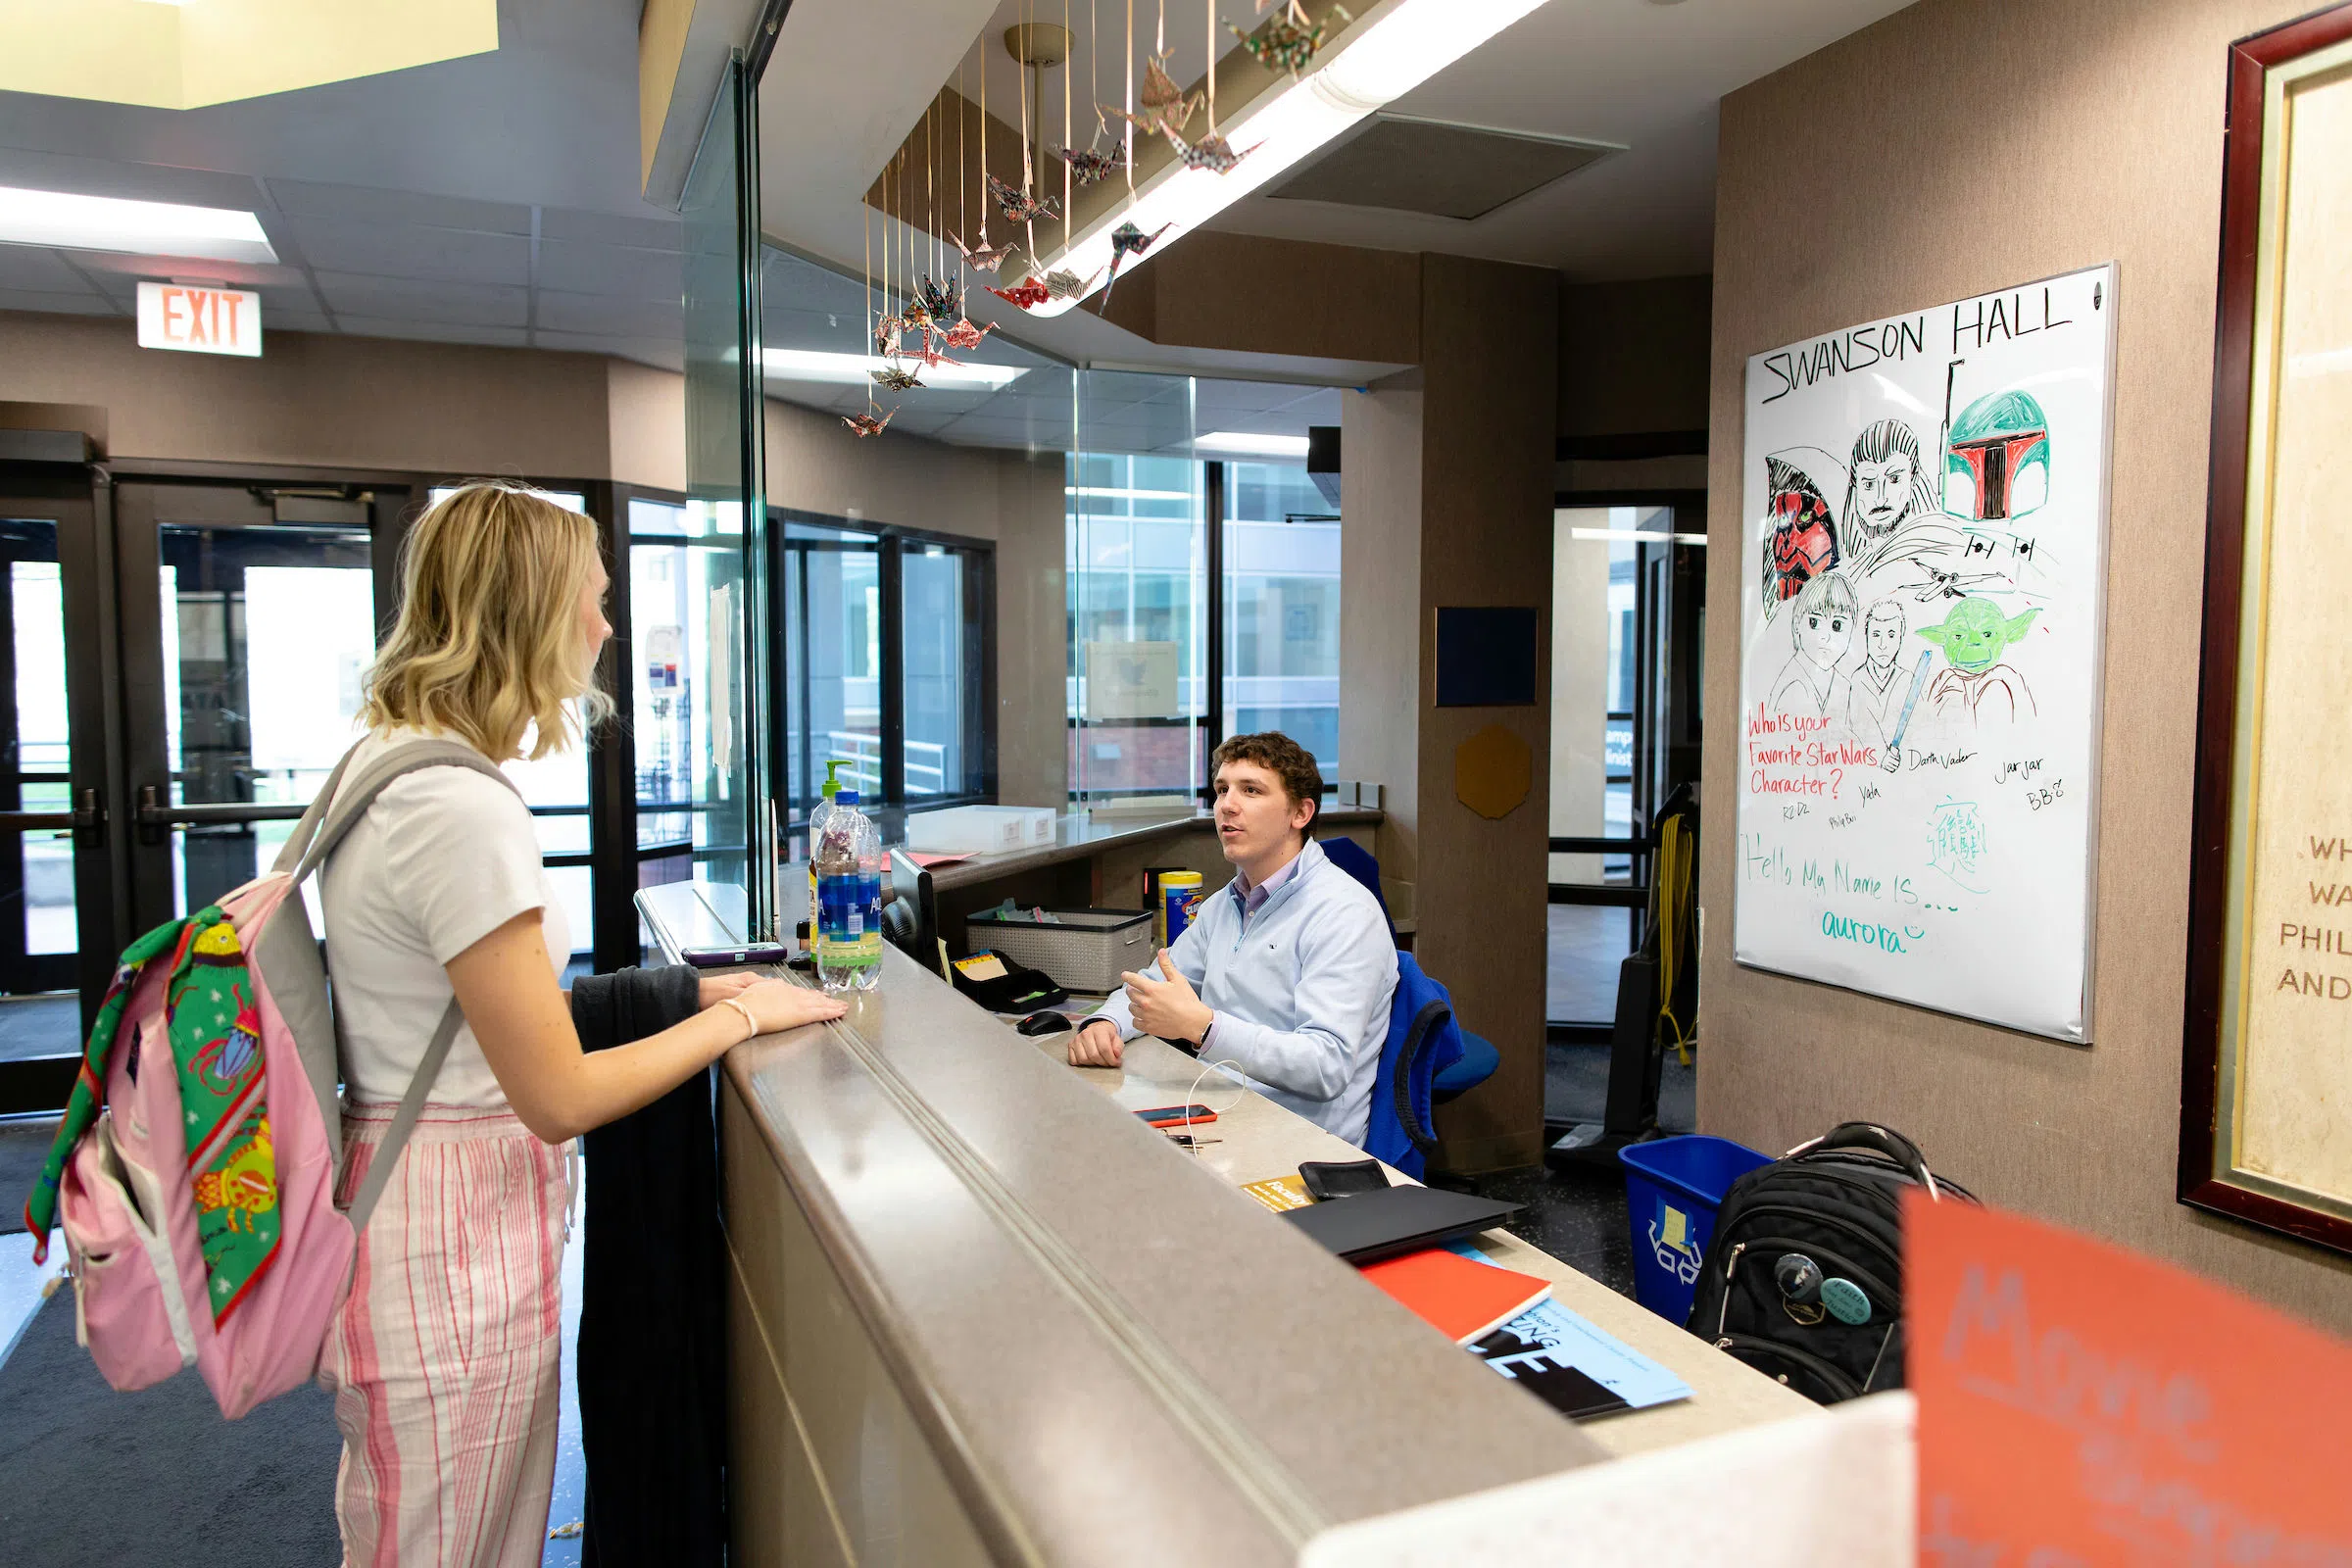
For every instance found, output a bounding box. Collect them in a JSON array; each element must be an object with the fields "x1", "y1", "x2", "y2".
[
  {"x1": 681, "y1": 57, "x2": 765, "y2": 925},
  {"x1": 1069, "y1": 370, "x2": 1203, "y2": 801},
  {"x1": 1221, "y1": 461, "x2": 1340, "y2": 774}
]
